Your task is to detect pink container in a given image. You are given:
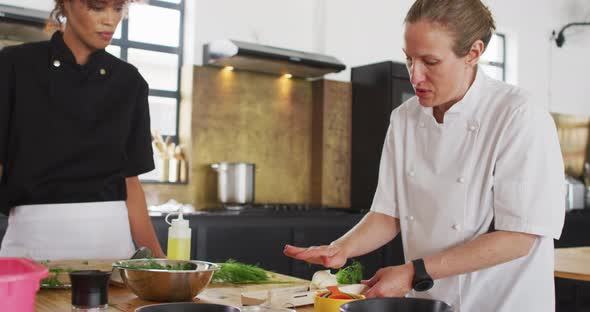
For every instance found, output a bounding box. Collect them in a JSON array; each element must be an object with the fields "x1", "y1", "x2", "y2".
[{"x1": 0, "y1": 258, "x2": 49, "y2": 312}]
